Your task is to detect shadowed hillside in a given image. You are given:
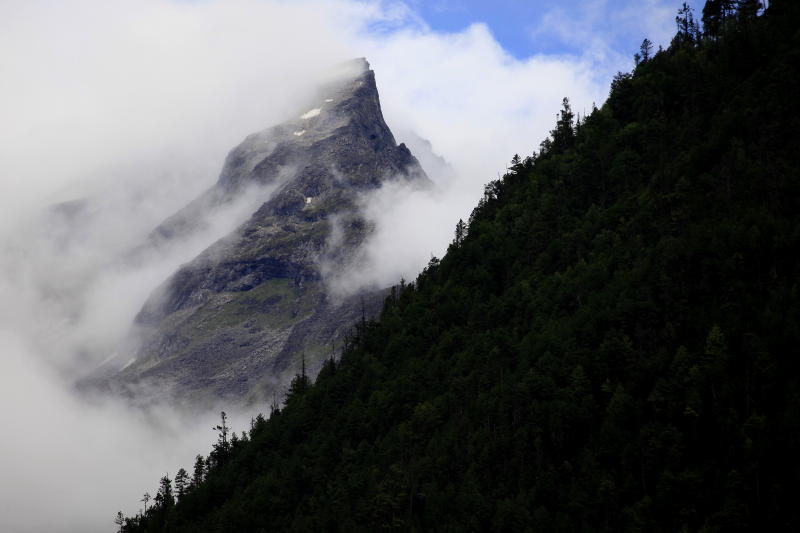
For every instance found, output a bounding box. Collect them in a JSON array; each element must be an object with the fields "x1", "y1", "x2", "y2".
[{"x1": 119, "y1": 1, "x2": 800, "y2": 531}]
